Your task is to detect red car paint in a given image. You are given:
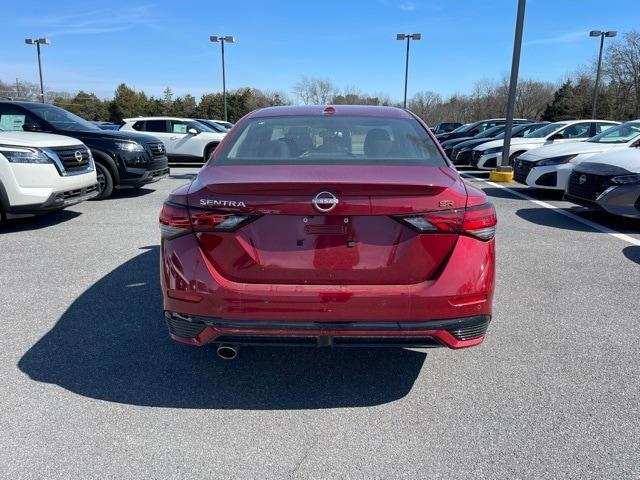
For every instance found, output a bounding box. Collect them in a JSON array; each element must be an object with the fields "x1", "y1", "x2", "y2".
[{"x1": 160, "y1": 105, "x2": 496, "y2": 350}]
